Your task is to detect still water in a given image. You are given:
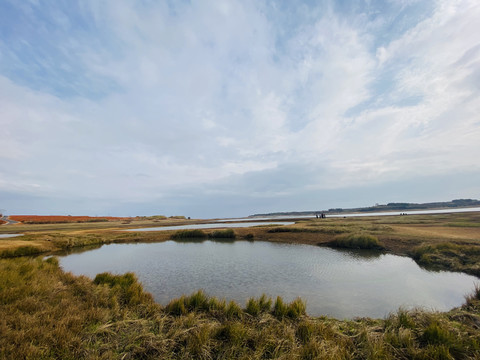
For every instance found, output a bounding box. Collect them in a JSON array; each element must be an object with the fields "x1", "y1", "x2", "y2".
[
  {"x1": 126, "y1": 221, "x2": 294, "y2": 232},
  {"x1": 59, "y1": 241, "x2": 477, "y2": 319}
]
